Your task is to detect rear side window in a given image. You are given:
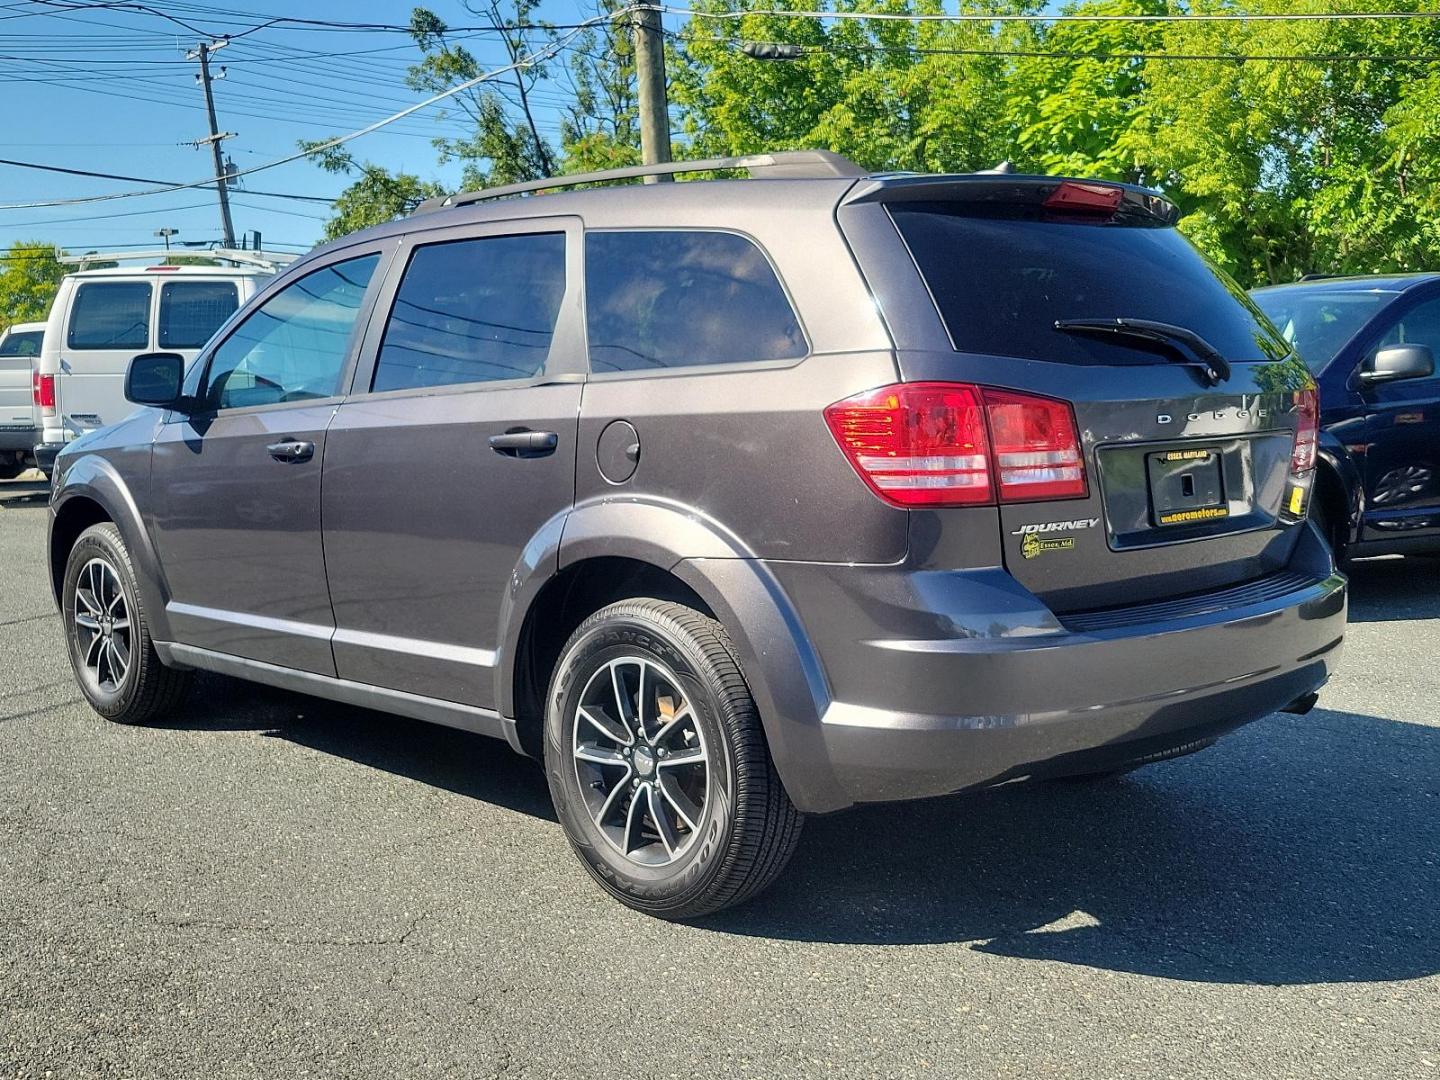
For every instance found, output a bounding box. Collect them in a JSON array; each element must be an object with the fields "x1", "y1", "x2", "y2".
[
  {"x1": 159, "y1": 280, "x2": 240, "y2": 349},
  {"x1": 585, "y1": 230, "x2": 805, "y2": 372},
  {"x1": 372, "y1": 233, "x2": 566, "y2": 393},
  {"x1": 0, "y1": 330, "x2": 42, "y2": 357},
  {"x1": 889, "y1": 204, "x2": 1288, "y2": 366},
  {"x1": 68, "y1": 281, "x2": 151, "y2": 350}
]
